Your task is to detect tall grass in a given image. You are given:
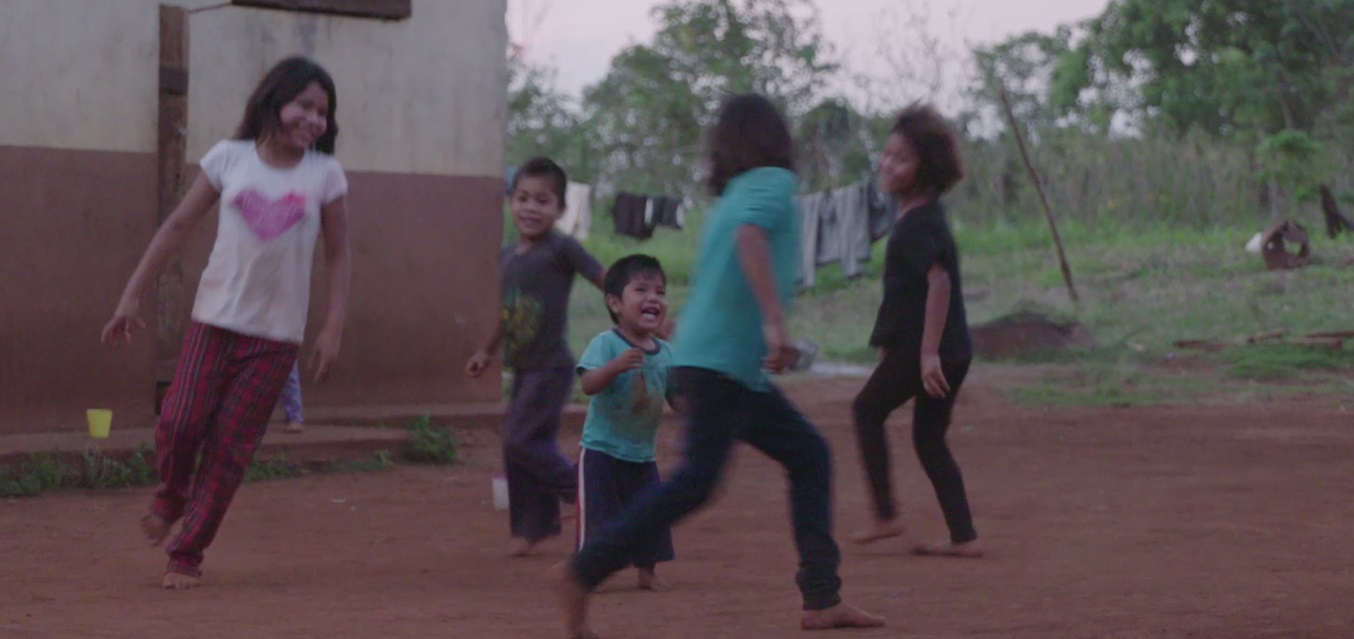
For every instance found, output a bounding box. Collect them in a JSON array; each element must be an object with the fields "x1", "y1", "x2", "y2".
[{"x1": 953, "y1": 130, "x2": 1354, "y2": 230}]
